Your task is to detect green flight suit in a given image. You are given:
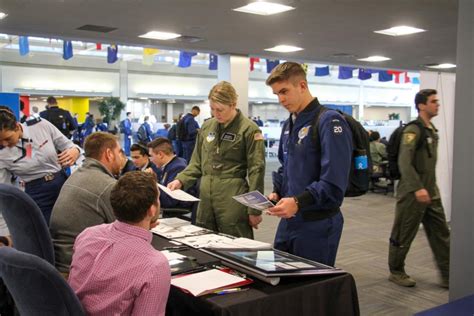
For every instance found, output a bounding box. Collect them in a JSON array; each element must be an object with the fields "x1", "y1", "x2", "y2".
[
  {"x1": 388, "y1": 117, "x2": 450, "y2": 279},
  {"x1": 176, "y1": 110, "x2": 265, "y2": 239}
]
